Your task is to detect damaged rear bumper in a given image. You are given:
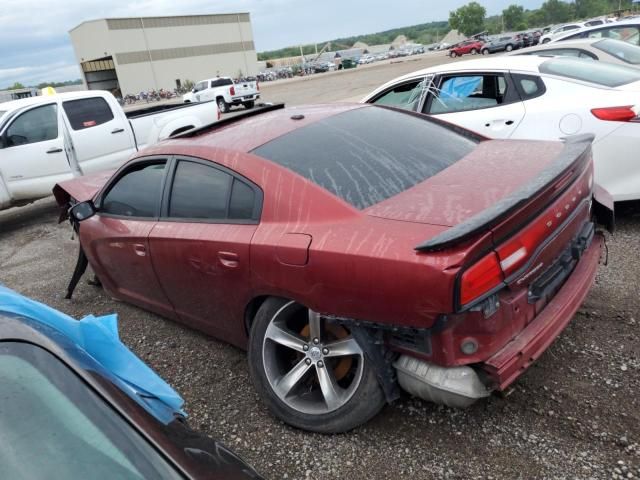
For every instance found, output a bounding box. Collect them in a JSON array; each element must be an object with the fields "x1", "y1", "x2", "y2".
[{"x1": 483, "y1": 233, "x2": 603, "y2": 390}]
